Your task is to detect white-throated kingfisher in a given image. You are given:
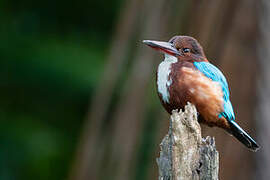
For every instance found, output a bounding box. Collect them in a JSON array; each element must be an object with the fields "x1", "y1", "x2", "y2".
[{"x1": 143, "y1": 35, "x2": 259, "y2": 151}]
